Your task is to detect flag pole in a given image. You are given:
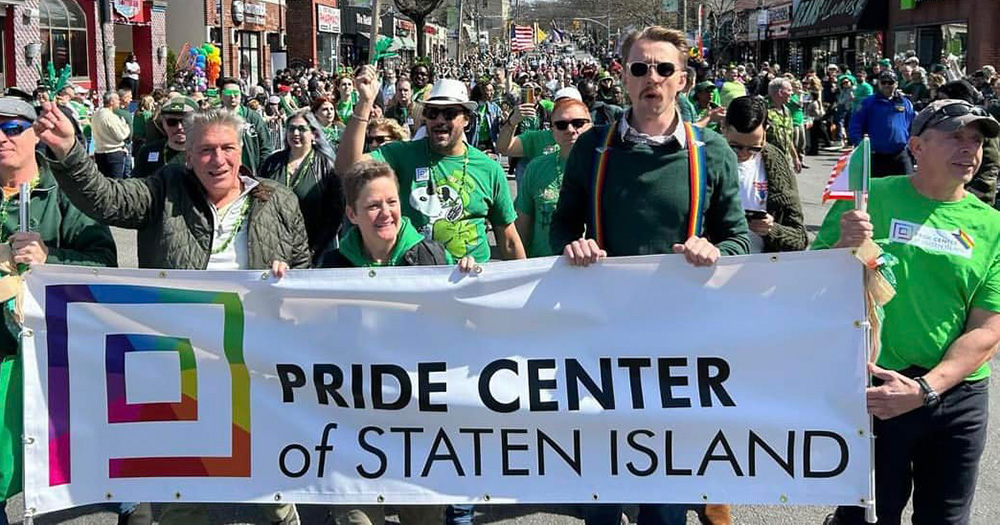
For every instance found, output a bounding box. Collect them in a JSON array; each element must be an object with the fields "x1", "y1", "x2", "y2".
[{"x1": 856, "y1": 134, "x2": 877, "y2": 524}]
